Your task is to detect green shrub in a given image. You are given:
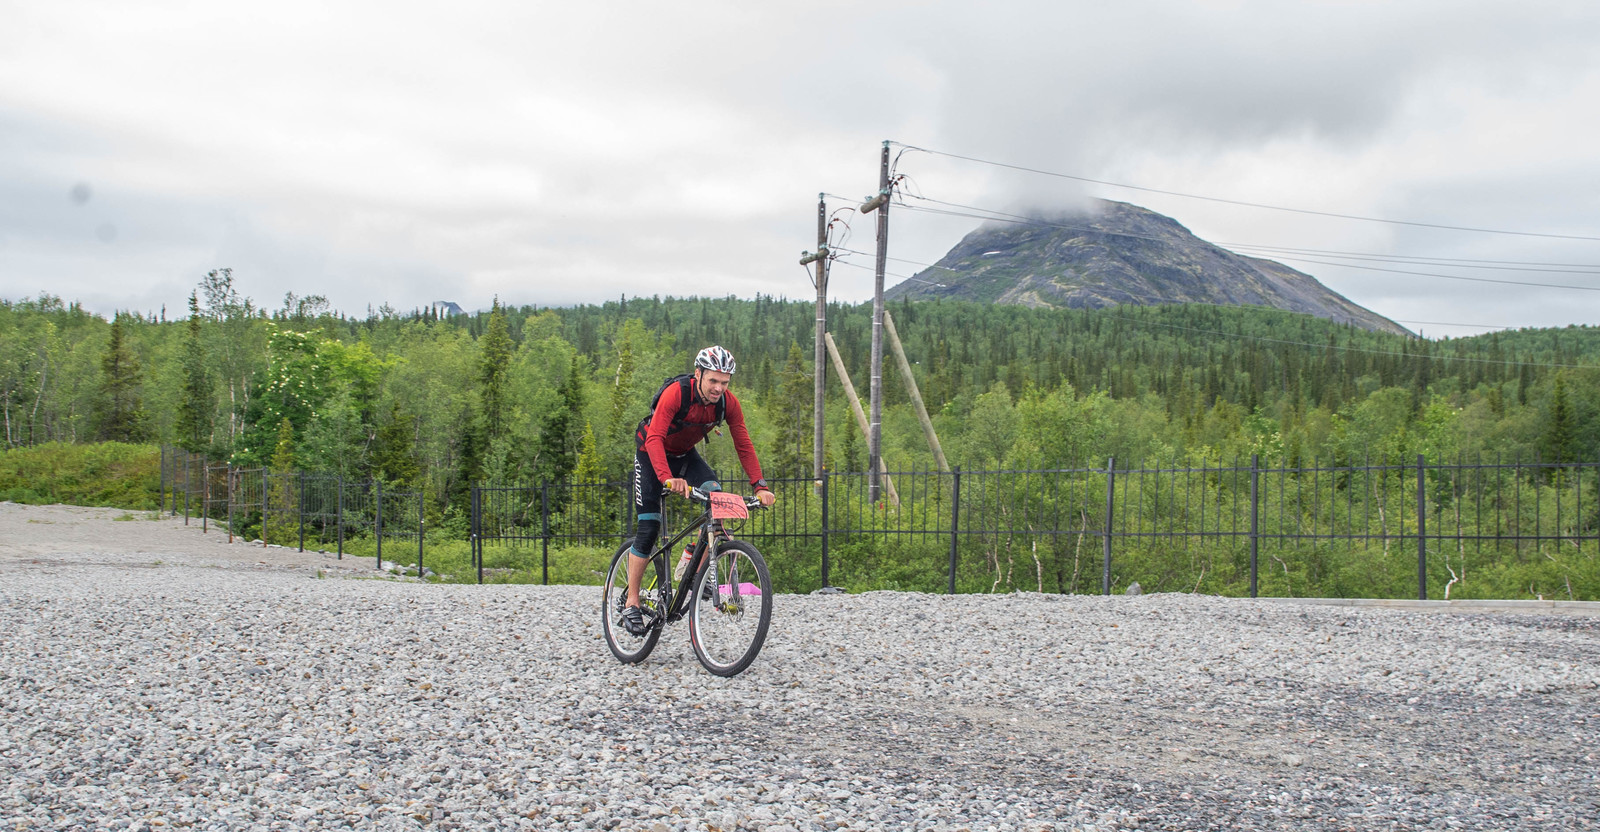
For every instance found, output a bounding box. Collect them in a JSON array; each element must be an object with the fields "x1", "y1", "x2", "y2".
[{"x1": 0, "y1": 442, "x2": 160, "y2": 509}]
